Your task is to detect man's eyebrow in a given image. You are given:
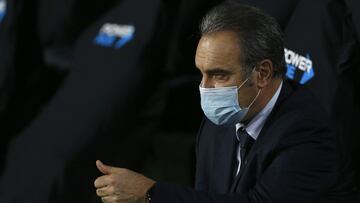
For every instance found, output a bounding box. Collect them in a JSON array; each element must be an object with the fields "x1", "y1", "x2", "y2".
[{"x1": 205, "y1": 68, "x2": 233, "y2": 75}]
